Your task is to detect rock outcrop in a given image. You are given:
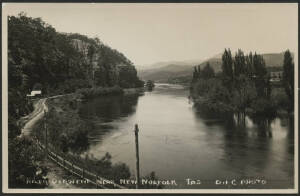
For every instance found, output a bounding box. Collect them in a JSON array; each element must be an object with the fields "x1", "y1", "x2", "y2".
[{"x1": 71, "y1": 38, "x2": 143, "y2": 88}]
